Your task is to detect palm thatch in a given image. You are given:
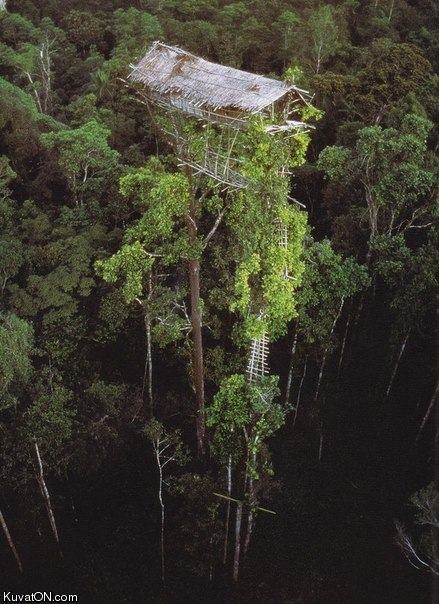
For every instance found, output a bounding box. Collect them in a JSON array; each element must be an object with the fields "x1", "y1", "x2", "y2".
[{"x1": 129, "y1": 42, "x2": 311, "y2": 127}]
